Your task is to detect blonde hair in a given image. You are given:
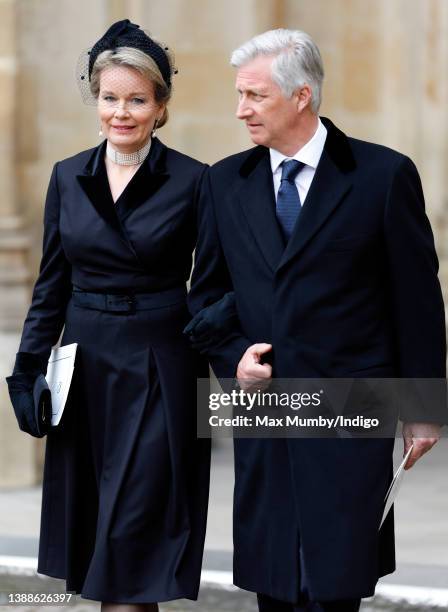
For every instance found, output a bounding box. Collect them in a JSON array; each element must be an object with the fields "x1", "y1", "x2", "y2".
[{"x1": 90, "y1": 46, "x2": 173, "y2": 127}]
